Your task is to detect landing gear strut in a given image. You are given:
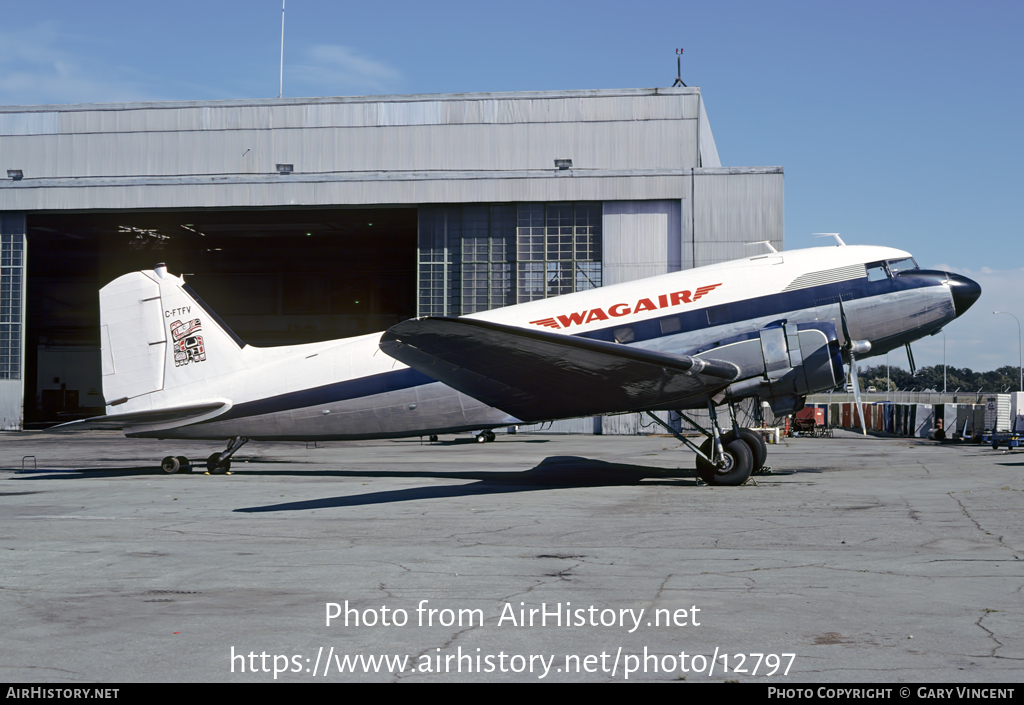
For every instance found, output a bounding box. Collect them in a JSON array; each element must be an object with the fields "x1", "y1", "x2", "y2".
[
  {"x1": 206, "y1": 436, "x2": 248, "y2": 474},
  {"x1": 645, "y1": 401, "x2": 762, "y2": 486}
]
